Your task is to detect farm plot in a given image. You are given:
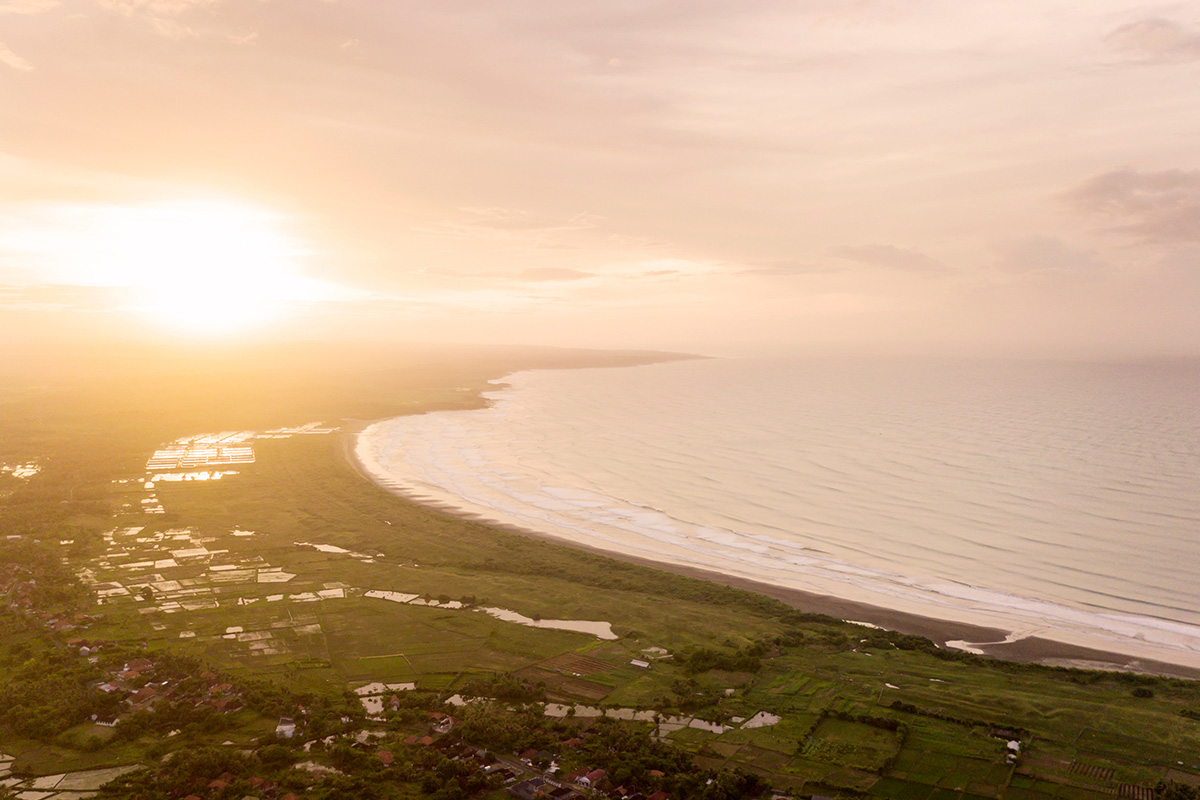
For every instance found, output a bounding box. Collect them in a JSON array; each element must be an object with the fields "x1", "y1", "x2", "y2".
[
  {"x1": 514, "y1": 666, "x2": 614, "y2": 703},
  {"x1": 540, "y1": 652, "x2": 615, "y2": 676},
  {"x1": 801, "y1": 718, "x2": 903, "y2": 772}
]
